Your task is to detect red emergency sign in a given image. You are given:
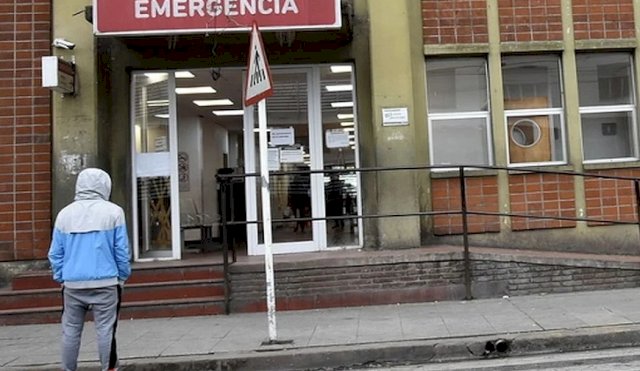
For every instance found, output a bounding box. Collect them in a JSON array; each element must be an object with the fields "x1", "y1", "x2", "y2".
[{"x1": 94, "y1": 0, "x2": 342, "y2": 35}]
